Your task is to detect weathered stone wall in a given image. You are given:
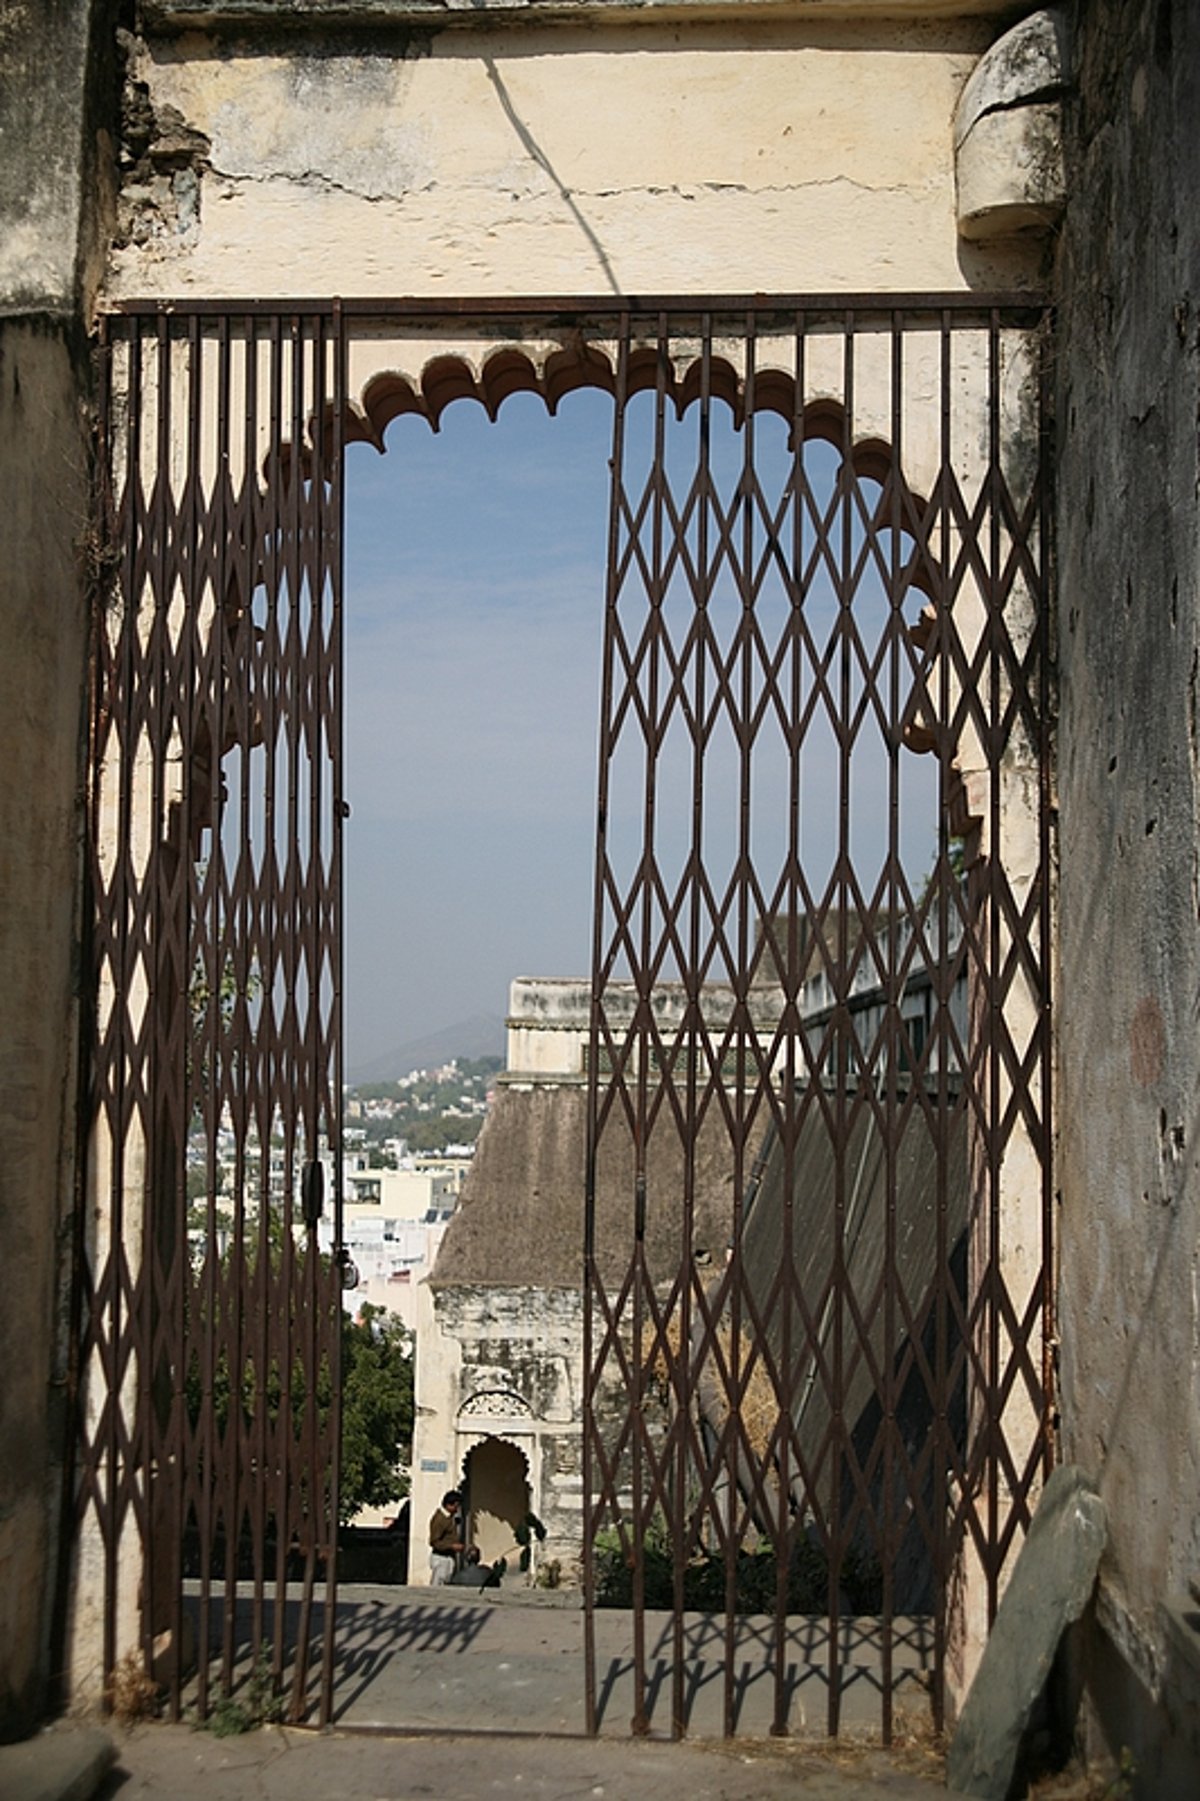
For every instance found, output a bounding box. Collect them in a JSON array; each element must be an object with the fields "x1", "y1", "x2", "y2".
[
  {"x1": 0, "y1": 0, "x2": 118, "y2": 1742},
  {"x1": 1055, "y1": 0, "x2": 1200, "y2": 1790},
  {"x1": 411, "y1": 1280, "x2": 587, "y2": 1581},
  {"x1": 0, "y1": 0, "x2": 1075, "y2": 1728},
  {"x1": 109, "y1": 5, "x2": 1041, "y2": 302},
  {"x1": 0, "y1": 321, "x2": 91, "y2": 1743}
]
